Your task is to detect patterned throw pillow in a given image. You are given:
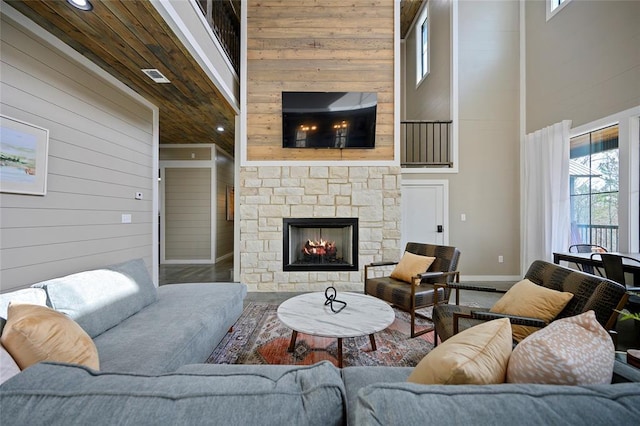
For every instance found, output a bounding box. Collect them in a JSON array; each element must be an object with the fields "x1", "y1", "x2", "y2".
[
  {"x1": 390, "y1": 251, "x2": 436, "y2": 283},
  {"x1": 506, "y1": 310, "x2": 614, "y2": 385}
]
